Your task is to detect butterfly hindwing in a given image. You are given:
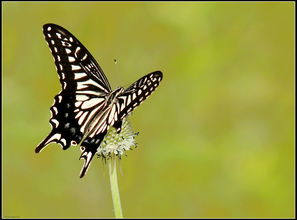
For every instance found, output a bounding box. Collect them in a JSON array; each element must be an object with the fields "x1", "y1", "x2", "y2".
[{"x1": 35, "y1": 92, "x2": 82, "y2": 152}]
